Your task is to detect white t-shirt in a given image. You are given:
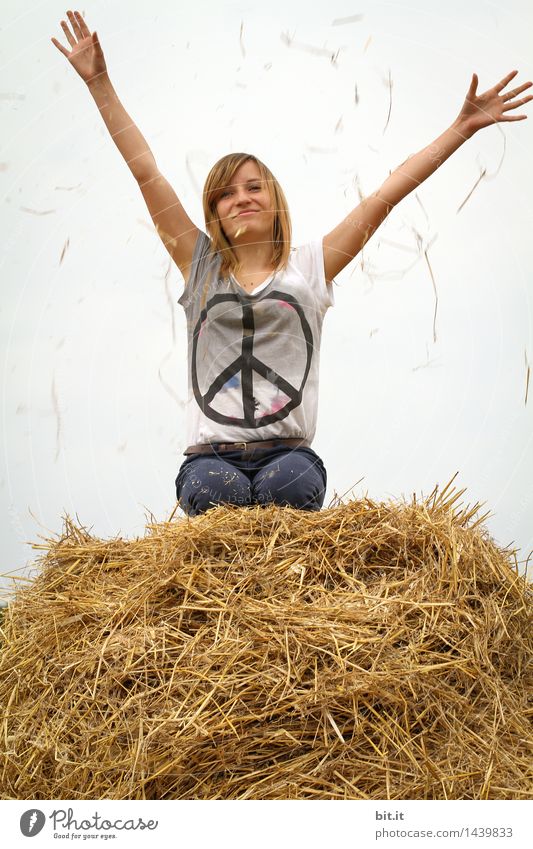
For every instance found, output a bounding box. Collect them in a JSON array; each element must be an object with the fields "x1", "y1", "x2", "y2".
[{"x1": 178, "y1": 231, "x2": 334, "y2": 448}]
